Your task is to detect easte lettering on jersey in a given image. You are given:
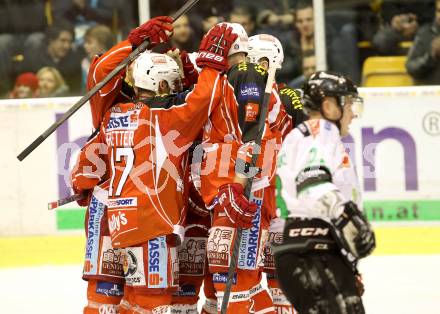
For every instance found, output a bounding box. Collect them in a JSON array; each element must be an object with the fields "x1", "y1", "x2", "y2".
[
  {"x1": 148, "y1": 236, "x2": 168, "y2": 288},
  {"x1": 106, "y1": 110, "x2": 139, "y2": 131}
]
